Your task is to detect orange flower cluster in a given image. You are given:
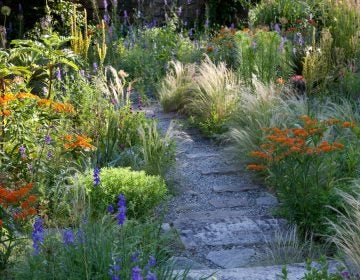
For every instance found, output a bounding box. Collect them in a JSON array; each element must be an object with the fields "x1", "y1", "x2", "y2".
[
  {"x1": 247, "y1": 164, "x2": 266, "y2": 171},
  {"x1": 247, "y1": 116, "x2": 351, "y2": 171},
  {"x1": 63, "y1": 134, "x2": 96, "y2": 151},
  {"x1": 0, "y1": 109, "x2": 11, "y2": 116},
  {"x1": 0, "y1": 182, "x2": 37, "y2": 221},
  {"x1": 0, "y1": 93, "x2": 16, "y2": 105},
  {"x1": 15, "y1": 92, "x2": 40, "y2": 100},
  {"x1": 37, "y1": 99, "x2": 75, "y2": 114}
]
